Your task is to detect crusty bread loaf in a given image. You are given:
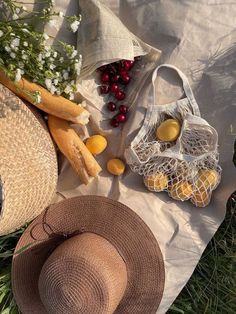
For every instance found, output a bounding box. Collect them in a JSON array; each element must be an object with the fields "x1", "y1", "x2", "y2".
[
  {"x1": 0, "y1": 68, "x2": 90, "y2": 125},
  {"x1": 48, "y1": 115, "x2": 102, "y2": 184}
]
